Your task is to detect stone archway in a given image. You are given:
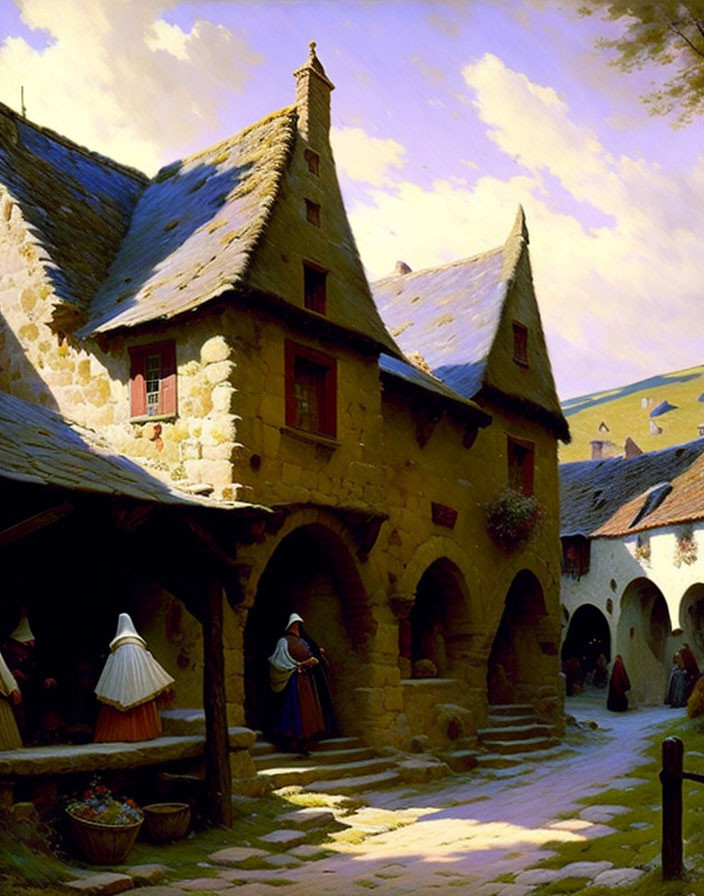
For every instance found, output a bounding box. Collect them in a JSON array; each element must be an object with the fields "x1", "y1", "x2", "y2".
[
  {"x1": 679, "y1": 583, "x2": 704, "y2": 665},
  {"x1": 401, "y1": 558, "x2": 472, "y2": 681},
  {"x1": 244, "y1": 523, "x2": 373, "y2": 738},
  {"x1": 561, "y1": 604, "x2": 611, "y2": 693},
  {"x1": 618, "y1": 577, "x2": 671, "y2": 705},
  {"x1": 487, "y1": 570, "x2": 549, "y2": 706}
]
